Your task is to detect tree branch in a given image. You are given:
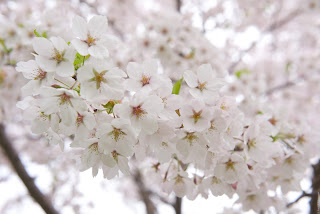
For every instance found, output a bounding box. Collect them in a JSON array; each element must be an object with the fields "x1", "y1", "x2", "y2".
[
  {"x1": 287, "y1": 191, "x2": 313, "y2": 208},
  {"x1": 133, "y1": 170, "x2": 157, "y2": 214},
  {"x1": 0, "y1": 124, "x2": 59, "y2": 214},
  {"x1": 176, "y1": 0, "x2": 182, "y2": 13},
  {"x1": 264, "y1": 77, "x2": 303, "y2": 96},
  {"x1": 173, "y1": 196, "x2": 182, "y2": 214},
  {"x1": 310, "y1": 160, "x2": 320, "y2": 214},
  {"x1": 228, "y1": 10, "x2": 301, "y2": 74}
]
